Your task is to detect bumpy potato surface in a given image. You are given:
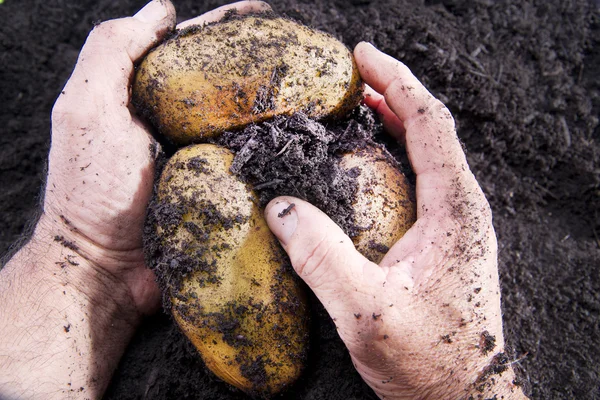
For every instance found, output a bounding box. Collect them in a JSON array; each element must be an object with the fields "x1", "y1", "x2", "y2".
[
  {"x1": 133, "y1": 14, "x2": 363, "y2": 144},
  {"x1": 155, "y1": 144, "x2": 308, "y2": 395},
  {"x1": 341, "y1": 145, "x2": 417, "y2": 263}
]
